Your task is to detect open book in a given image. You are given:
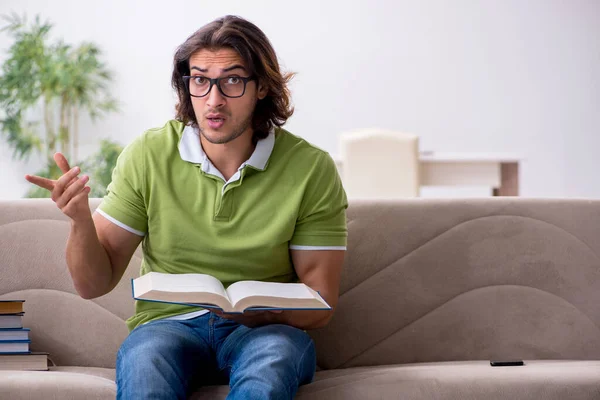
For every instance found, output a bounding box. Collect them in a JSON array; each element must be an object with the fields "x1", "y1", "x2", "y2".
[{"x1": 132, "y1": 272, "x2": 331, "y2": 313}]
